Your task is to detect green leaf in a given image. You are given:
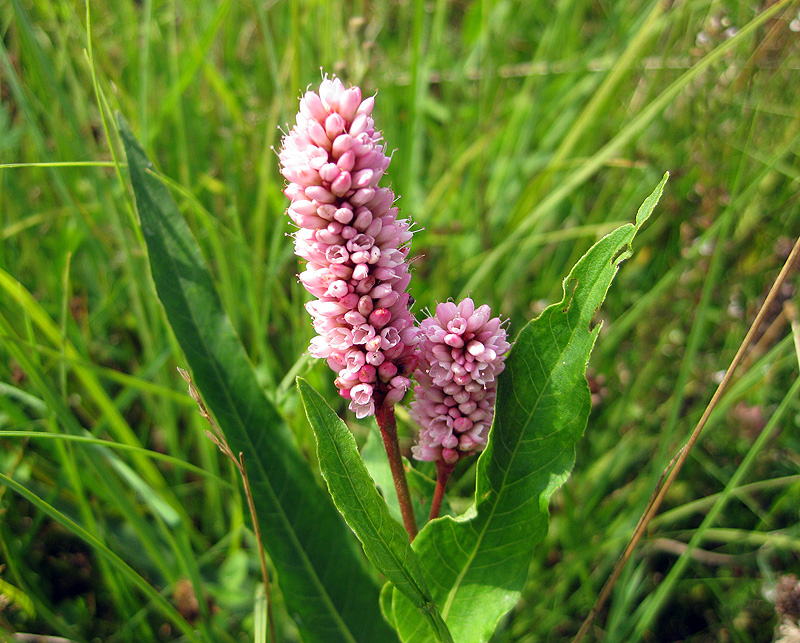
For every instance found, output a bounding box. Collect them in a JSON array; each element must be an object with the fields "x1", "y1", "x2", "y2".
[
  {"x1": 118, "y1": 115, "x2": 396, "y2": 643},
  {"x1": 390, "y1": 173, "x2": 669, "y2": 643},
  {"x1": 297, "y1": 379, "x2": 454, "y2": 643}
]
